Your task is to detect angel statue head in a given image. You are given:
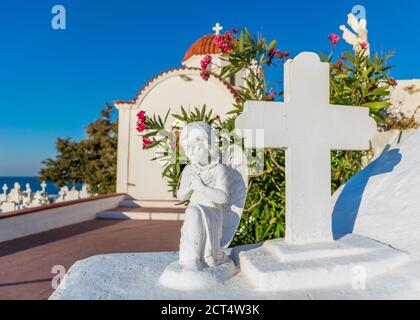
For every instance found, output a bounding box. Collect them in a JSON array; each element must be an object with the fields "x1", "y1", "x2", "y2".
[{"x1": 180, "y1": 122, "x2": 219, "y2": 166}]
